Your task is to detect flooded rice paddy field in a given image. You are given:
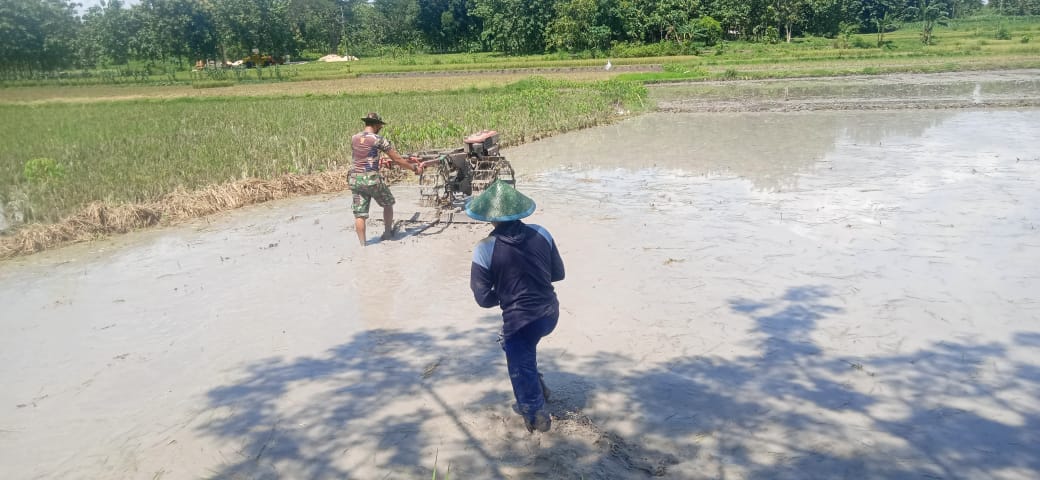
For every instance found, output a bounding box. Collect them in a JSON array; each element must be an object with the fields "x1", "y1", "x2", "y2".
[
  {"x1": 653, "y1": 69, "x2": 1040, "y2": 111},
  {"x1": 2, "y1": 75, "x2": 1040, "y2": 479}
]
